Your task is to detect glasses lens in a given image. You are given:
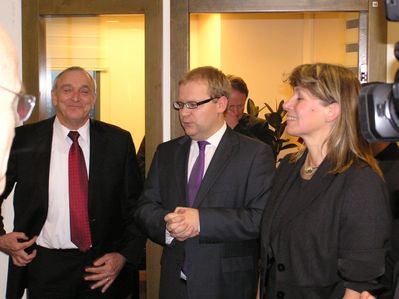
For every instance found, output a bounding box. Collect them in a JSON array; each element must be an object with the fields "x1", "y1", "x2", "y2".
[
  {"x1": 17, "y1": 94, "x2": 36, "y2": 122},
  {"x1": 173, "y1": 102, "x2": 183, "y2": 110},
  {"x1": 186, "y1": 102, "x2": 197, "y2": 109}
]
